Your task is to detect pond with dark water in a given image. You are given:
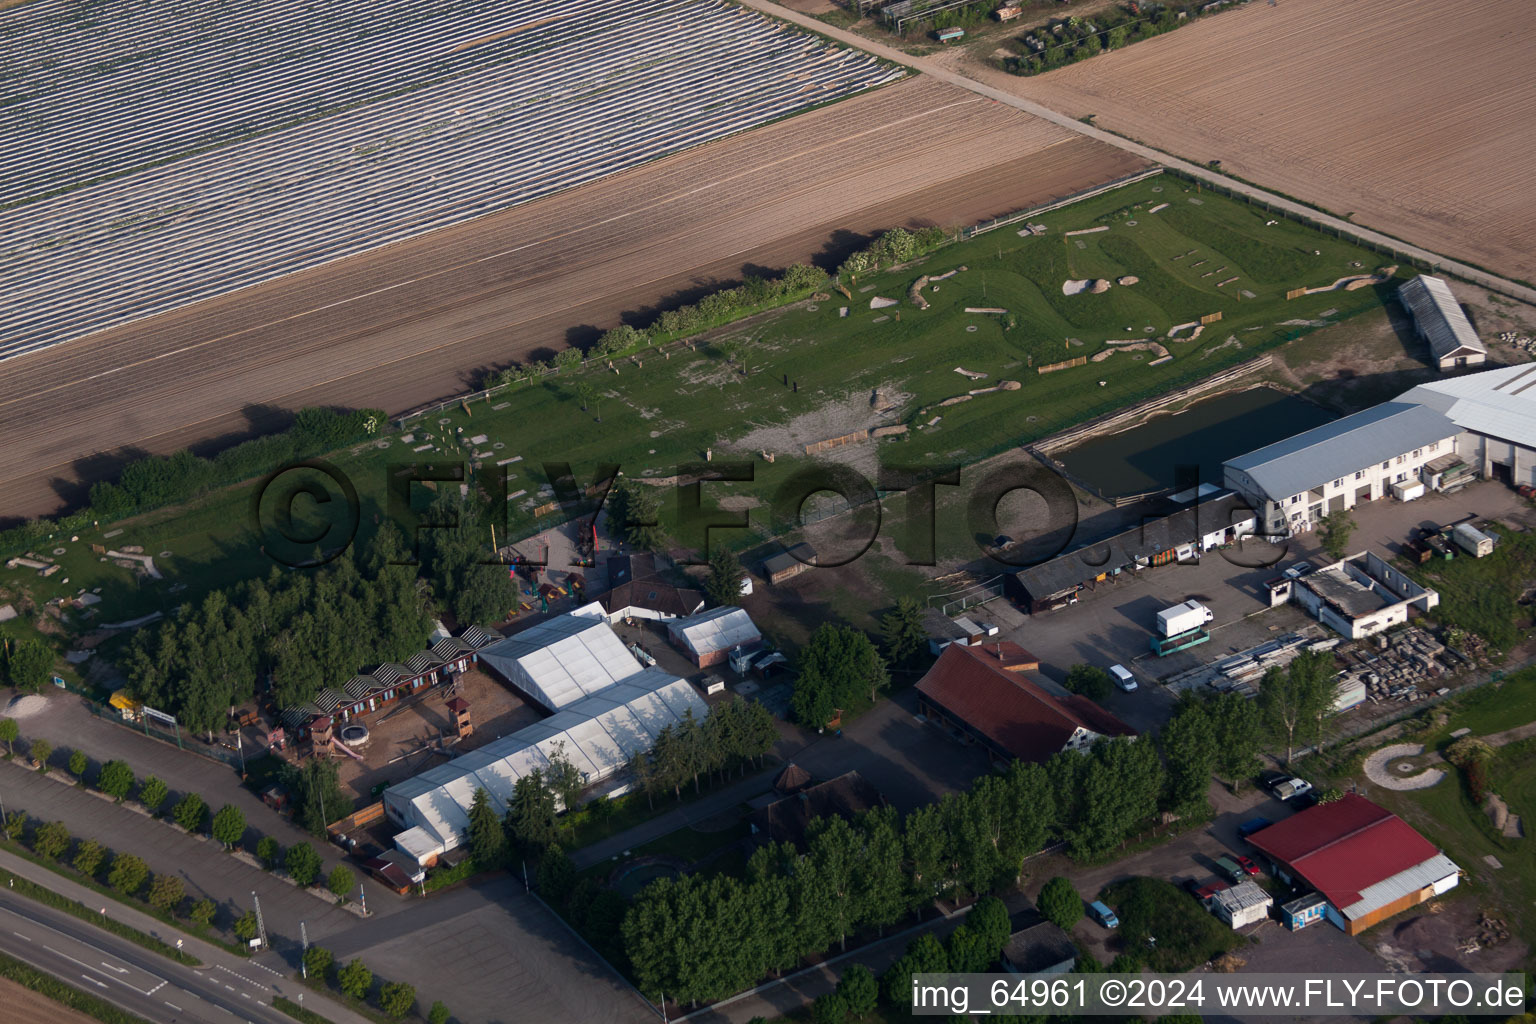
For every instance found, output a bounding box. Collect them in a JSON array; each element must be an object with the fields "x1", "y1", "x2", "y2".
[{"x1": 1056, "y1": 386, "x2": 1335, "y2": 498}]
